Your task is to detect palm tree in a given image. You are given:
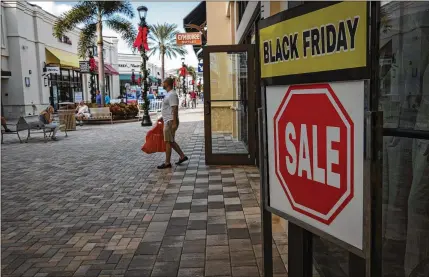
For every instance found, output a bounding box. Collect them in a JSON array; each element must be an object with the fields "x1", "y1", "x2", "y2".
[
  {"x1": 53, "y1": 1, "x2": 137, "y2": 105},
  {"x1": 148, "y1": 23, "x2": 187, "y2": 80},
  {"x1": 187, "y1": 66, "x2": 197, "y2": 82}
]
